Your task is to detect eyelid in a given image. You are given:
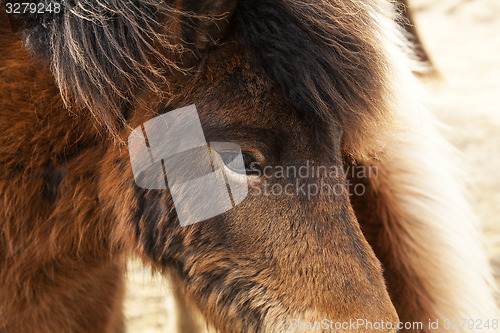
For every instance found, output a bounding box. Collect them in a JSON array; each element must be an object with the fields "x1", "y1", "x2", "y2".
[
  {"x1": 210, "y1": 149, "x2": 249, "y2": 183},
  {"x1": 210, "y1": 149, "x2": 263, "y2": 182}
]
